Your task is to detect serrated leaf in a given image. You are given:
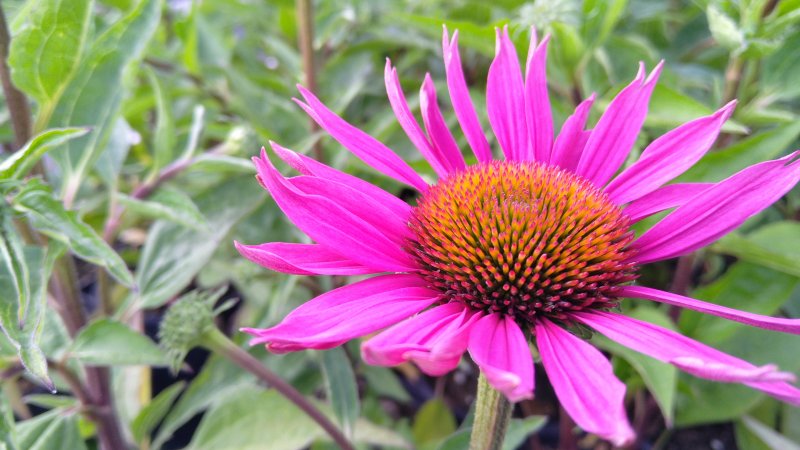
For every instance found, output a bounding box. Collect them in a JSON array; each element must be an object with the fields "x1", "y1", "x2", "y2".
[
  {"x1": 70, "y1": 319, "x2": 169, "y2": 366},
  {"x1": 320, "y1": 347, "x2": 359, "y2": 438},
  {"x1": 131, "y1": 381, "x2": 186, "y2": 444},
  {"x1": 135, "y1": 177, "x2": 264, "y2": 308},
  {"x1": 11, "y1": 180, "x2": 134, "y2": 287},
  {"x1": 46, "y1": 0, "x2": 160, "y2": 202},
  {"x1": 117, "y1": 187, "x2": 207, "y2": 231},
  {"x1": 0, "y1": 128, "x2": 89, "y2": 180},
  {"x1": 8, "y1": 0, "x2": 93, "y2": 112}
]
